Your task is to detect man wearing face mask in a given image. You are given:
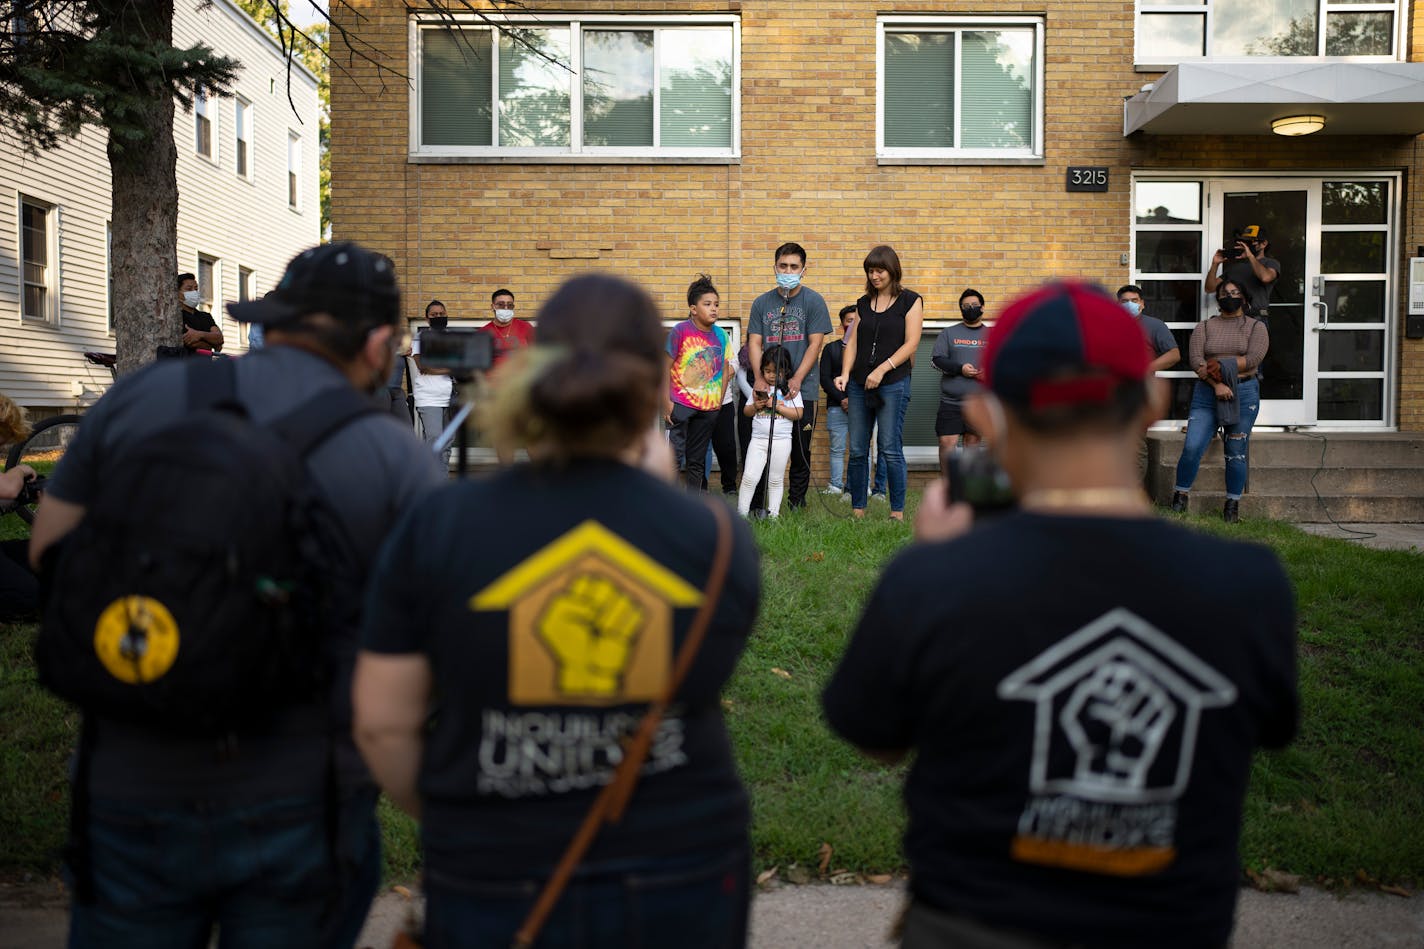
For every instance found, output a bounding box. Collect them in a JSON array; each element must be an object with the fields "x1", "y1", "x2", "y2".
[
  {"x1": 1204, "y1": 225, "x2": 1279, "y2": 322},
  {"x1": 477, "y1": 288, "x2": 534, "y2": 369},
  {"x1": 1118, "y1": 285, "x2": 1181, "y2": 487},
  {"x1": 177, "y1": 272, "x2": 224, "y2": 356},
  {"x1": 930, "y1": 289, "x2": 991, "y2": 465},
  {"x1": 748, "y1": 242, "x2": 831, "y2": 510},
  {"x1": 30, "y1": 242, "x2": 444, "y2": 949},
  {"x1": 410, "y1": 300, "x2": 455, "y2": 469}
]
